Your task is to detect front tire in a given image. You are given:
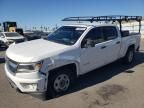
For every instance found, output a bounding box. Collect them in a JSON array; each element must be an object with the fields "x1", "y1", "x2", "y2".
[{"x1": 46, "y1": 68, "x2": 75, "y2": 98}]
